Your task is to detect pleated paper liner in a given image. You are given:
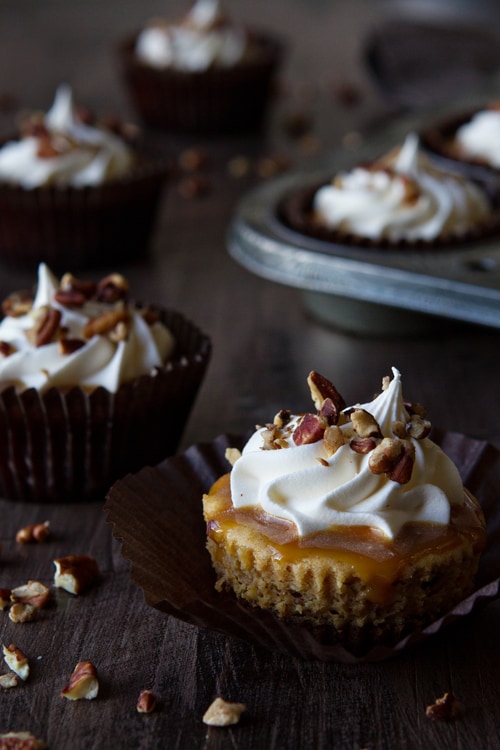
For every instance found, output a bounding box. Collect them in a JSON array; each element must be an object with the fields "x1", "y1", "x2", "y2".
[
  {"x1": 105, "y1": 430, "x2": 500, "y2": 663},
  {"x1": 117, "y1": 31, "x2": 284, "y2": 134},
  {"x1": 0, "y1": 140, "x2": 168, "y2": 270},
  {"x1": 0, "y1": 307, "x2": 211, "y2": 503}
]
